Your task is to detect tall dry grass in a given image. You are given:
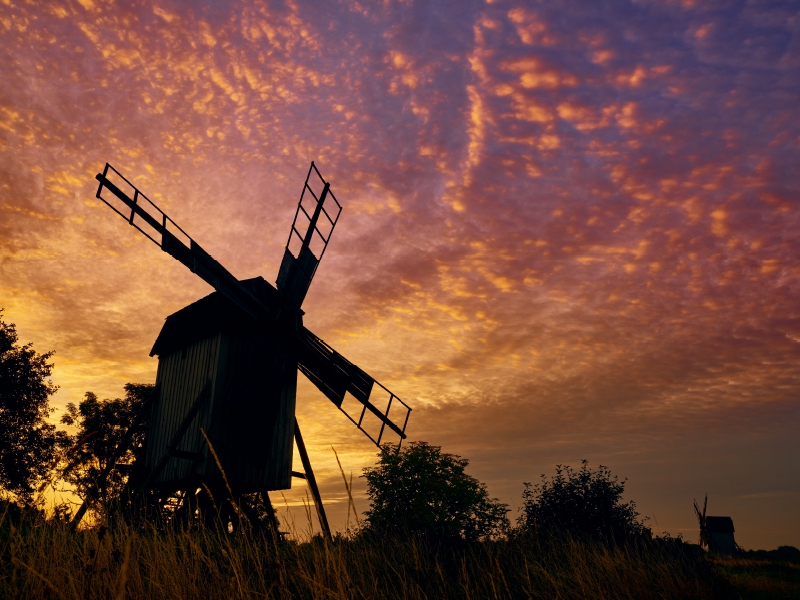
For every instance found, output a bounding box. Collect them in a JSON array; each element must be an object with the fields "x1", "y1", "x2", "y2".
[
  {"x1": 1, "y1": 505, "x2": 725, "y2": 600},
  {"x1": 708, "y1": 556, "x2": 800, "y2": 599}
]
